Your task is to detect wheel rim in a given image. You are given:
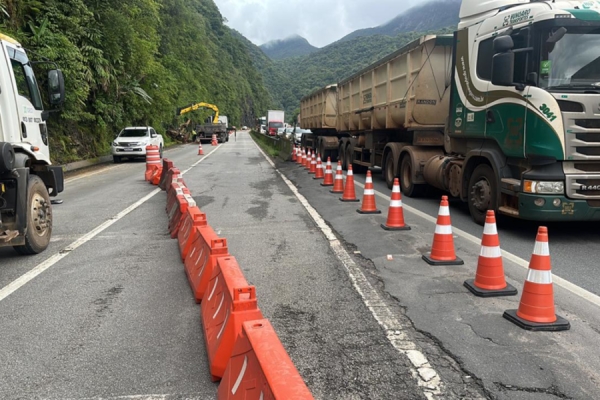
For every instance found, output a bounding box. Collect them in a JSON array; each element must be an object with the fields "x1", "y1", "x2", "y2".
[
  {"x1": 470, "y1": 178, "x2": 491, "y2": 212},
  {"x1": 31, "y1": 192, "x2": 51, "y2": 237}
]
